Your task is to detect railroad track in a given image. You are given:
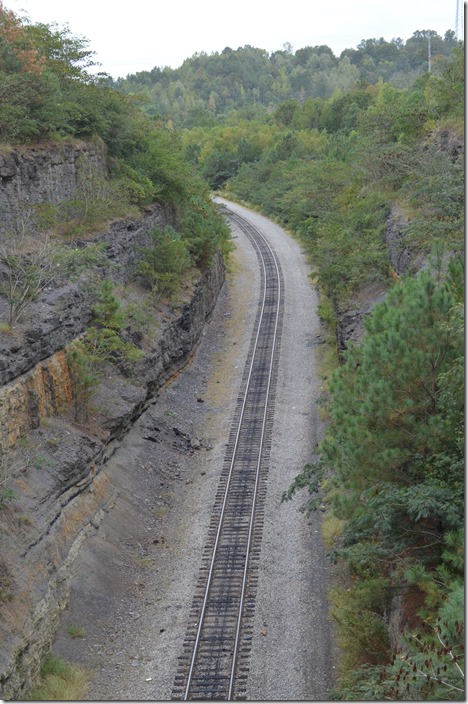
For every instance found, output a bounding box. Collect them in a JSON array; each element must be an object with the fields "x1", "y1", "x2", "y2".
[{"x1": 172, "y1": 208, "x2": 284, "y2": 701}]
